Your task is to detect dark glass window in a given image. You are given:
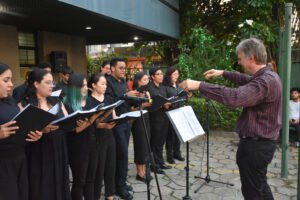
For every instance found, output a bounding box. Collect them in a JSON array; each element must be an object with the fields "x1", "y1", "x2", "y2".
[{"x1": 18, "y1": 32, "x2": 37, "y2": 67}]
